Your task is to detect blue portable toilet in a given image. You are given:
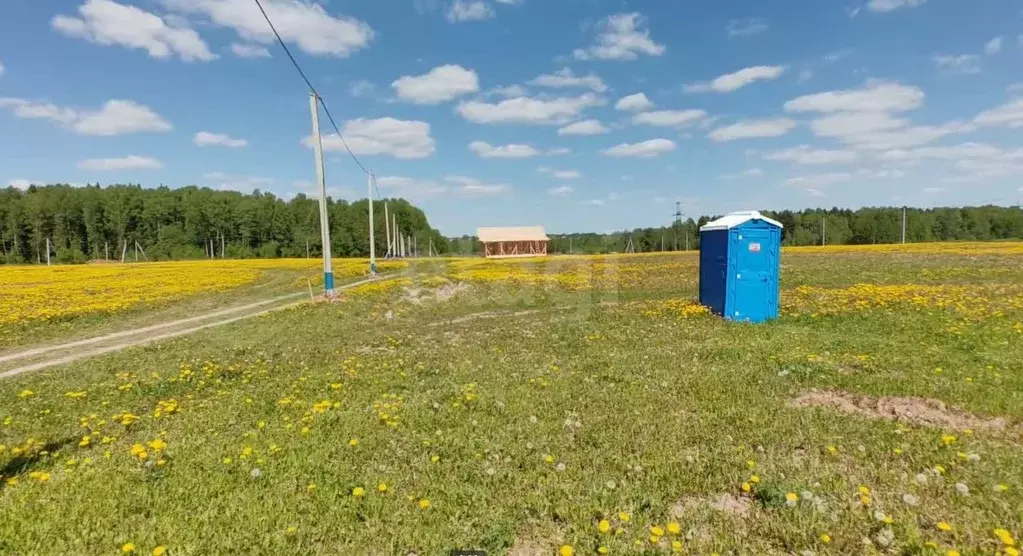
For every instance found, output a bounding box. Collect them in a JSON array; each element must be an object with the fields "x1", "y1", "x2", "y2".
[{"x1": 698, "y1": 211, "x2": 783, "y2": 323}]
